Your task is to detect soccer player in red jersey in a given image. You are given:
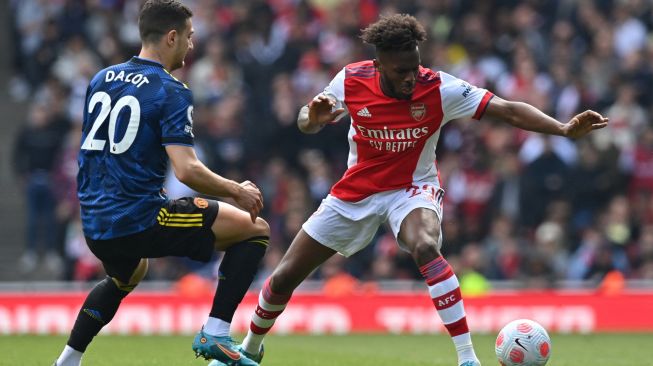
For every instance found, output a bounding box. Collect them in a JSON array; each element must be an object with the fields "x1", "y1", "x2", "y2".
[{"x1": 236, "y1": 14, "x2": 608, "y2": 366}]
